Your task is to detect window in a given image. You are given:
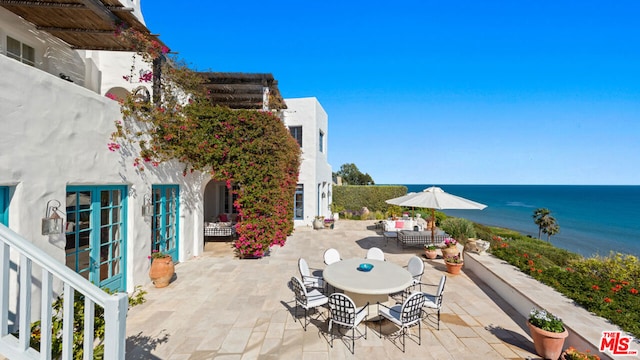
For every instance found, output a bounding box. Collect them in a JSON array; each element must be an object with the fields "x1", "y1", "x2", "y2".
[
  {"x1": 219, "y1": 184, "x2": 239, "y2": 215},
  {"x1": 294, "y1": 184, "x2": 304, "y2": 220},
  {"x1": 6, "y1": 36, "x2": 35, "y2": 66},
  {"x1": 319, "y1": 130, "x2": 324, "y2": 153},
  {"x1": 289, "y1": 126, "x2": 302, "y2": 147}
]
